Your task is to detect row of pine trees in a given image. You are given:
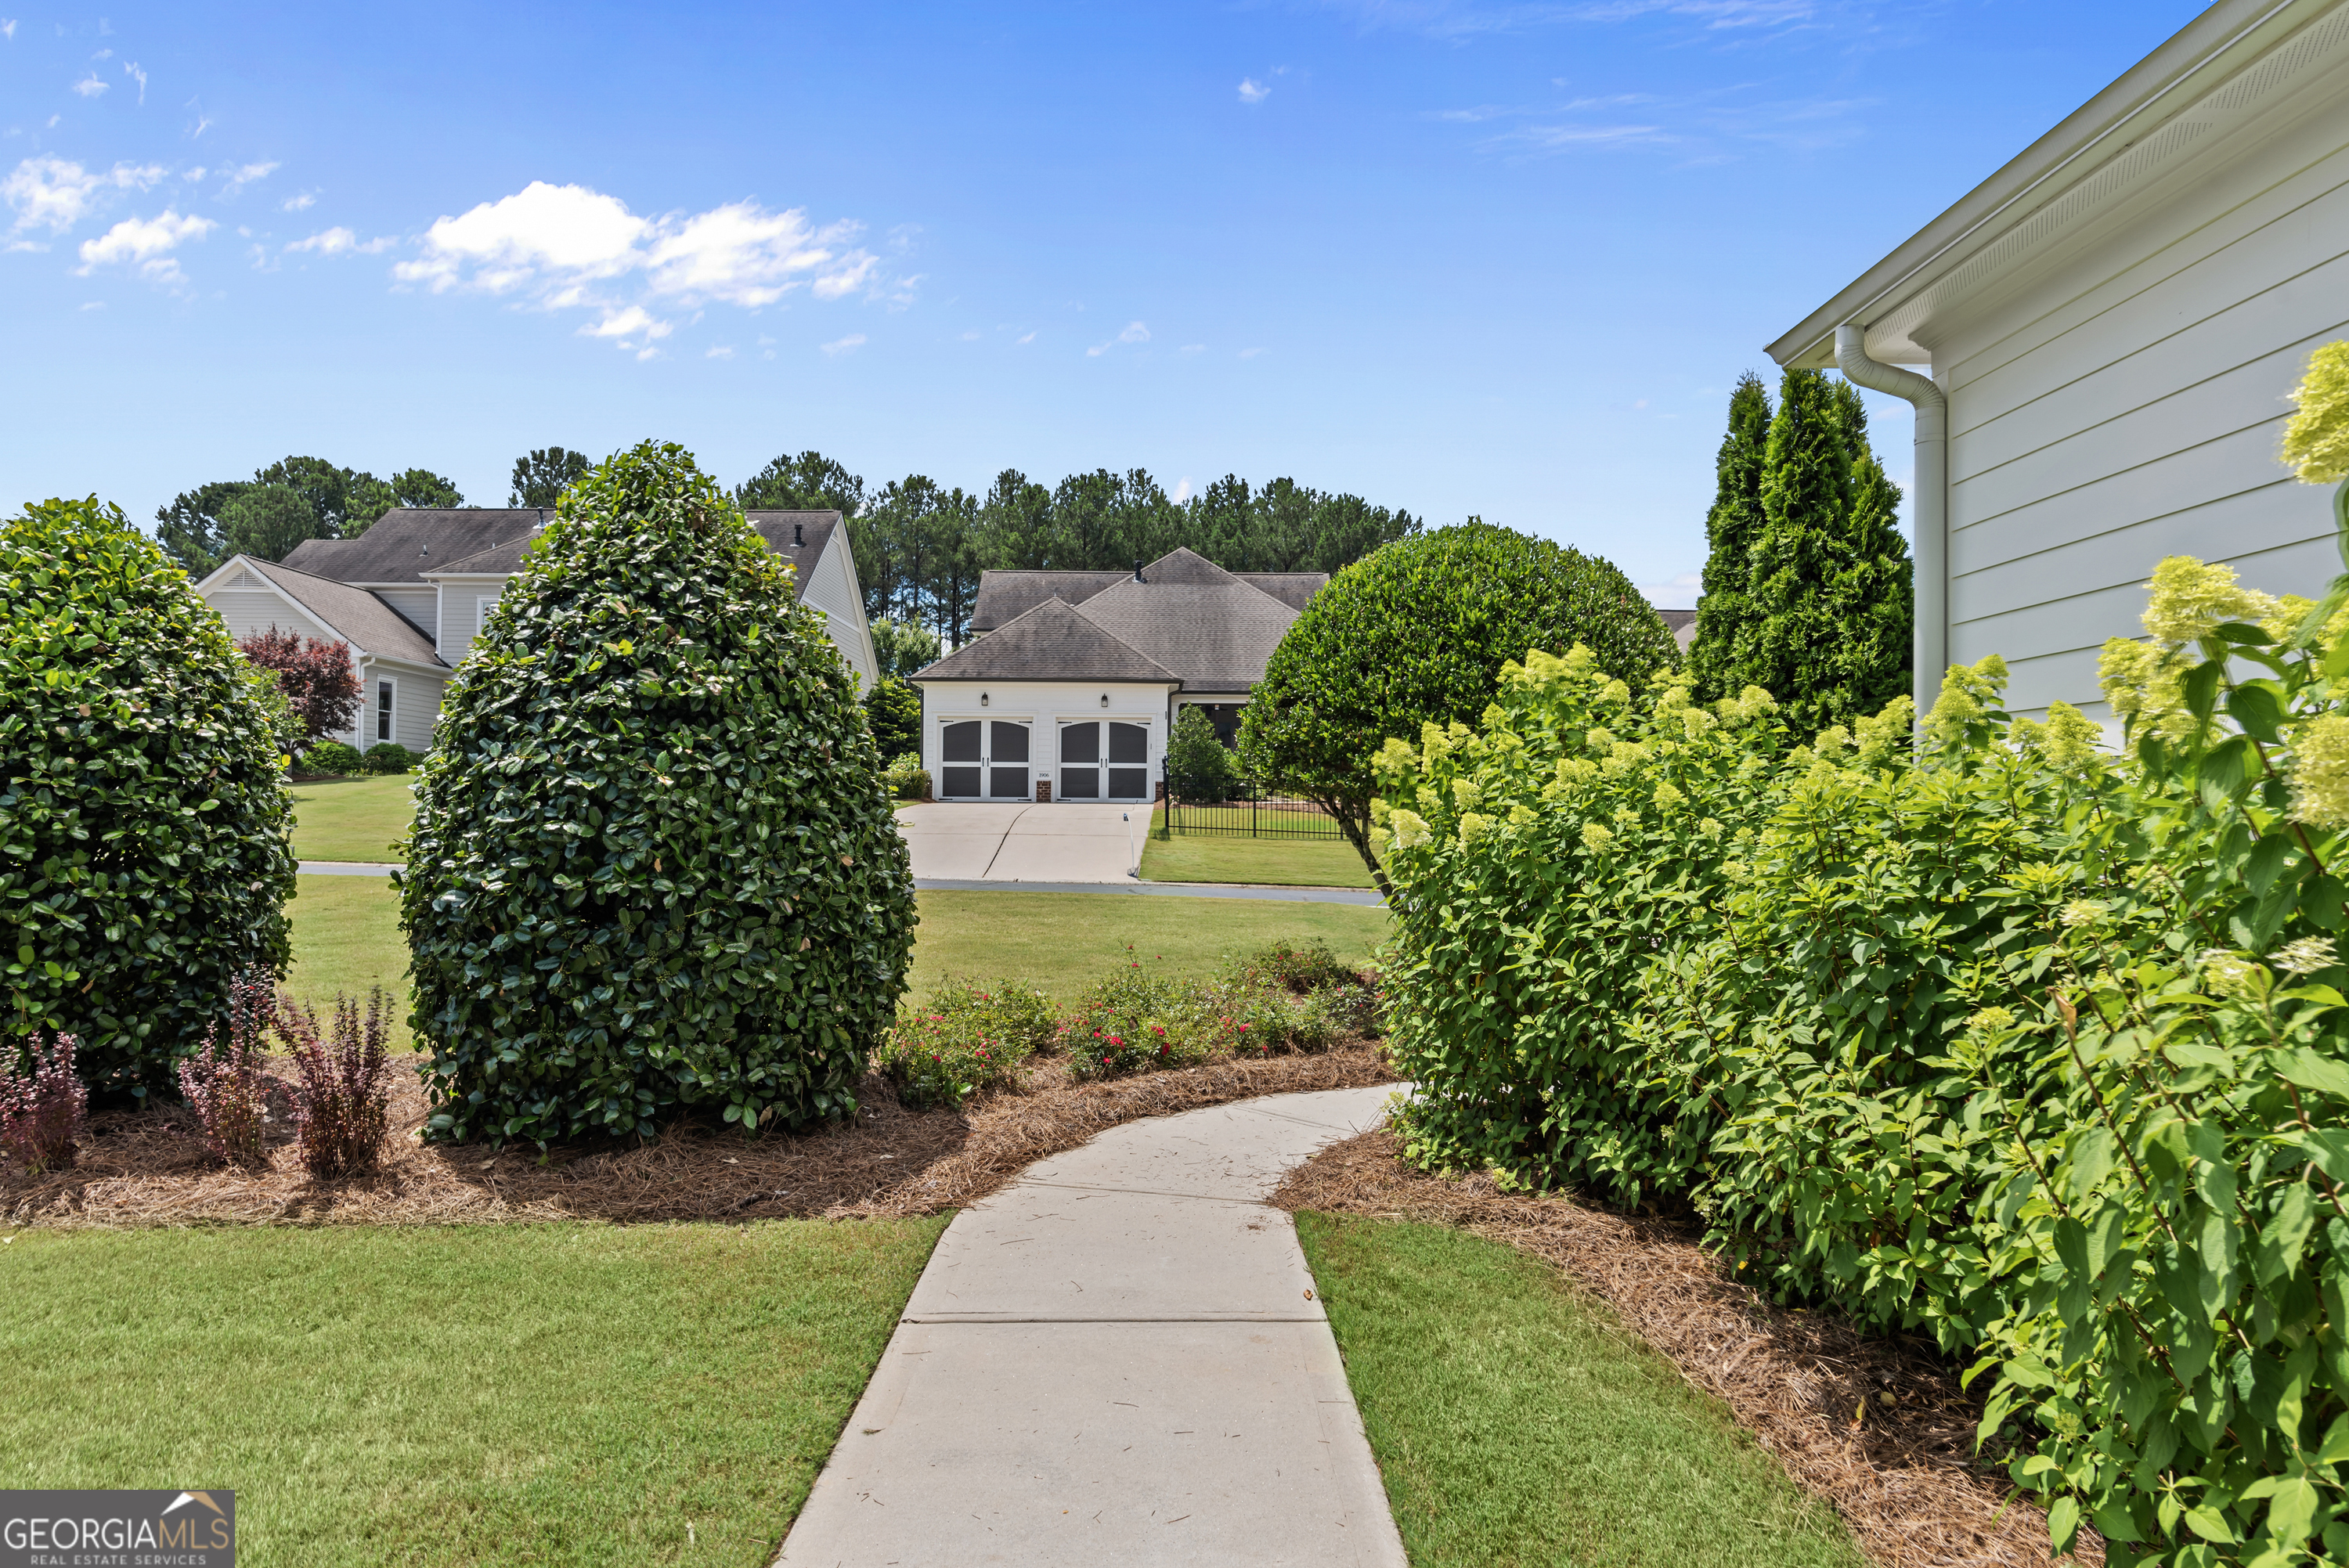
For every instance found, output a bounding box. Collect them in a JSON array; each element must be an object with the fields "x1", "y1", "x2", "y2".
[{"x1": 1685, "y1": 368, "x2": 1914, "y2": 732}]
